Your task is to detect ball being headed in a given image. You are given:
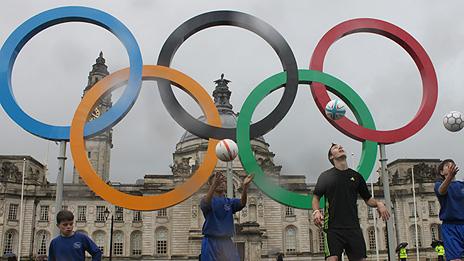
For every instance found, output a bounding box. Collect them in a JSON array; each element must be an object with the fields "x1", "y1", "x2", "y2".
[
  {"x1": 215, "y1": 139, "x2": 238, "y2": 162},
  {"x1": 443, "y1": 111, "x2": 464, "y2": 132},
  {"x1": 325, "y1": 99, "x2": 346, "y2": 120}
]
